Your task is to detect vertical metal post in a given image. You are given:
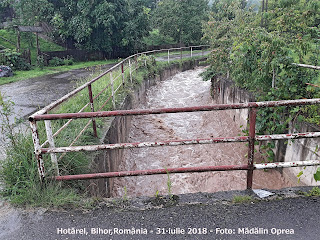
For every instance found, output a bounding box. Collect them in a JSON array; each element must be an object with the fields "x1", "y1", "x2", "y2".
[
  {"x1": 44, "y1": 120, "x2": 59, "y2": 176},
  {"x1": 88, "y1": 84, "x2": 98, "y2": 137},
  {"x1": 36, "y1": 32, "x2": 40, "y2": 60},
  {"x1": 121, "y1": 63, "x2": 125, "y2": 85},
  {"x1": 135, "y1": 55, "x2": 138, "y2": 71},
  {"x1": 30, "y1": 120, "x2": 45, "y2": 182},
  {"x1": 168, "y1": 50, "x2": 170, "y2": 63},
  {"x1": 180, "y1": 48, "x2": 182, "y2": 61},
  {"x1": 247, "y1": 108, "x2": 257, "y2": 189},
  {"x1": 16, "y1": 28, "x2": 21, "y2": 52},
  {"x1": 129, "y1": 58, "x2": 132, "y2": 83},
  {"x1": 191, "y1": 47, "x2": 193, "y2": 58},
  {"x1": 110, "y1": 71, "x2": 115, "y2": 109}
]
